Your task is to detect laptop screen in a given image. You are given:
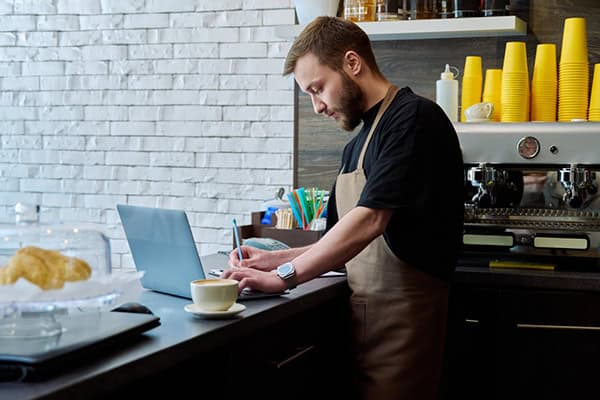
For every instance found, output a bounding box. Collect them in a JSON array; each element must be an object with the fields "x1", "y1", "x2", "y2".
[
  {"x1": 117, "y1": 204, "x2": 207, "y2": 299},
  {"x1": 117, "y1": 204, "x2": 286, "y2": 301}
]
